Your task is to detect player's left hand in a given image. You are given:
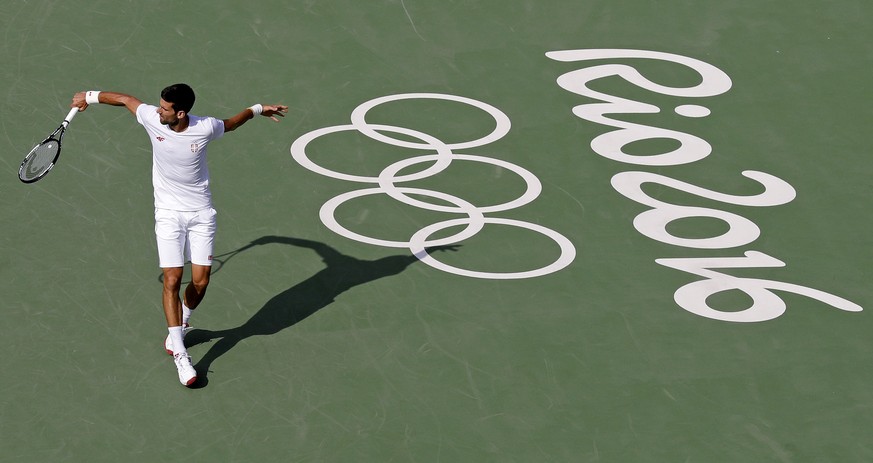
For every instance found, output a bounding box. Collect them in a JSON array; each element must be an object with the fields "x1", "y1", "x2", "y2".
[{"x1": 262, "y1": 105, "x2": 289, "y2": 122}]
